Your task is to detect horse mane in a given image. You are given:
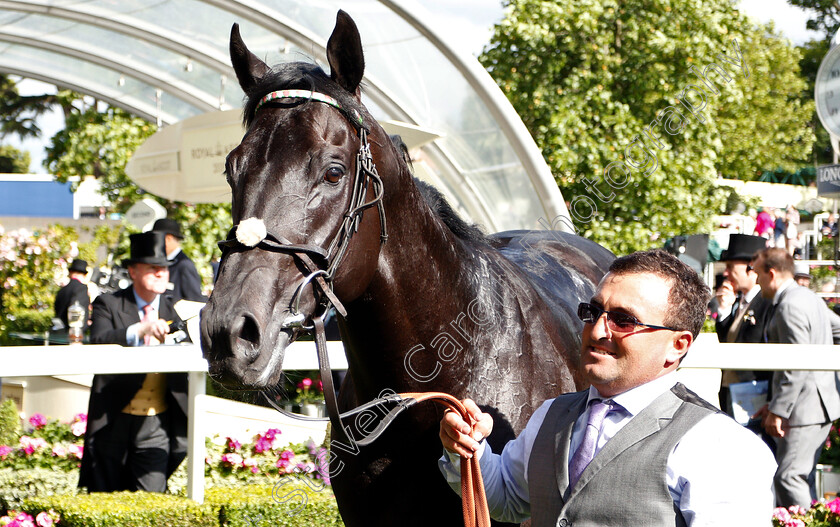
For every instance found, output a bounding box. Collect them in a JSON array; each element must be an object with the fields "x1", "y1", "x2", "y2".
[
  {"x1": 241, "y1": 62, "x2": 365, "y2": 128},
  {"x1": 414, "y1": 178, "x2": 489, "y2": 245},
  {"x1": 386, "y1": 134, "x2": 488, "y2": 244}
]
